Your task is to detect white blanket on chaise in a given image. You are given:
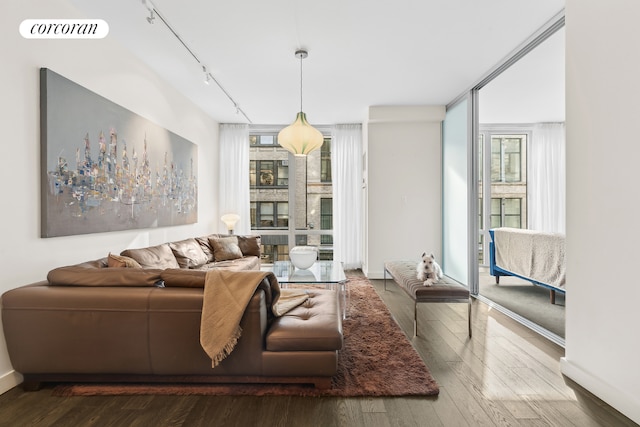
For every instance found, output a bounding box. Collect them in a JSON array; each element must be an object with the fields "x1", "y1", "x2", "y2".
[{"x1": 494, "y1": 227, "x2": 566, "y2": 289}]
